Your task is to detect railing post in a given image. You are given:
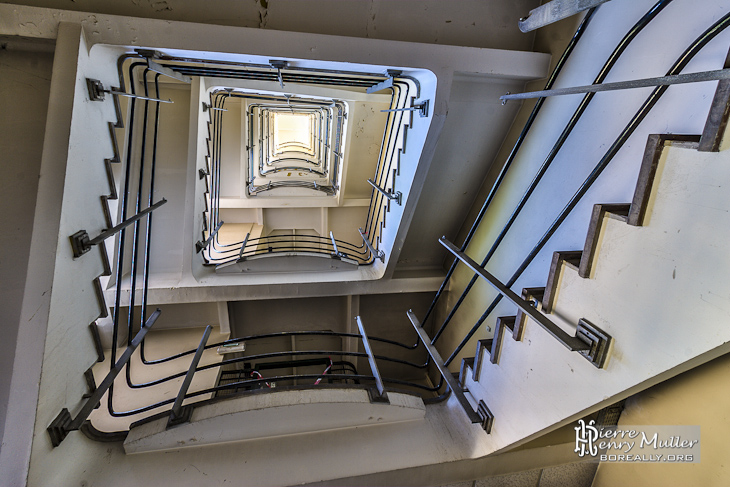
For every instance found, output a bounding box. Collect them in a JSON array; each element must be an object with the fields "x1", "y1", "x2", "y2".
[
  {"x1": 47, "y1": 309, "x2": 162, "y2": 447},
  {"x1": 329, "y1": 231, "x2": 343, "y2": 258},
  {"x1": 355, "y1": 316, "x2": 389, "y2": 403},
  {"x1": 237, "y1": 232, "x2": 251, "y2": 260},
  {"x1": 358, "y1": 227, "x2": 385, "y2": 263},
  {"x1": 196, "y1": 221, "x2": 223, "y2": 253},
  {"x1": 367, "y1": 178, "x2": 402, "y2": 206},
  {"x1": 169, "y1": 325, "x2": 213, "y2": 426},
  {"x1": 406, "y1": 310, "x2": 487, "y2": 426}
]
